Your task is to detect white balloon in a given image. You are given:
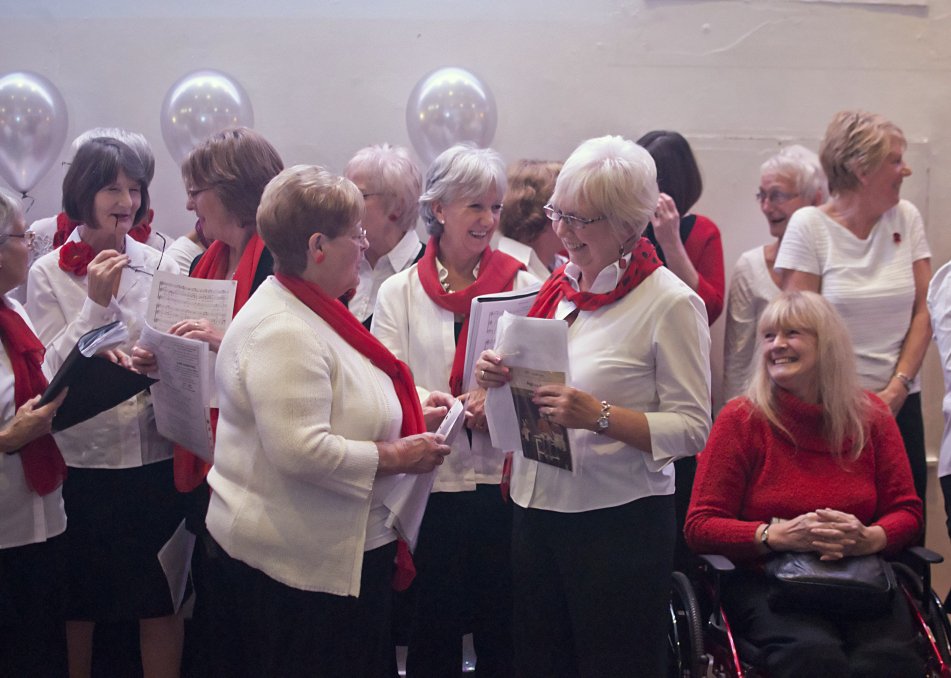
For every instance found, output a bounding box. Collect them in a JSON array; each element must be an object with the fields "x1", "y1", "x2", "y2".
[
  {"x1": 0, "y1": 71, "x2": 69, "y2": 195},
  {"x1": 406, "y1": 67, "x2": 498, "y2": 166},
  {"x1": 160, "y1": 69, "x2": 254, "y2": 165}
]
